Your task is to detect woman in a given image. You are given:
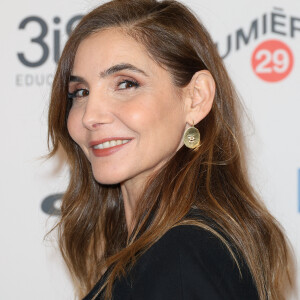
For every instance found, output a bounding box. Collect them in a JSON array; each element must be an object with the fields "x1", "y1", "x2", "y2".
[{"x1": 48, "y1": 0, "x2": 294, "y2": 299}]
